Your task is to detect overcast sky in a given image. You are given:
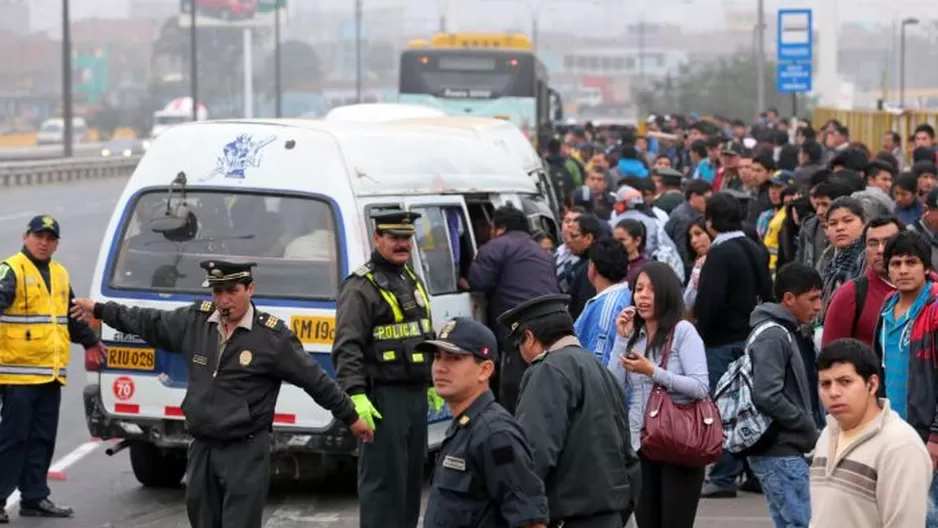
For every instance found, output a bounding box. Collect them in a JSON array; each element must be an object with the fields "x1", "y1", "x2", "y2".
[{"x1": 27, "y1": 0, "x2": 938, "y2": 33}]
